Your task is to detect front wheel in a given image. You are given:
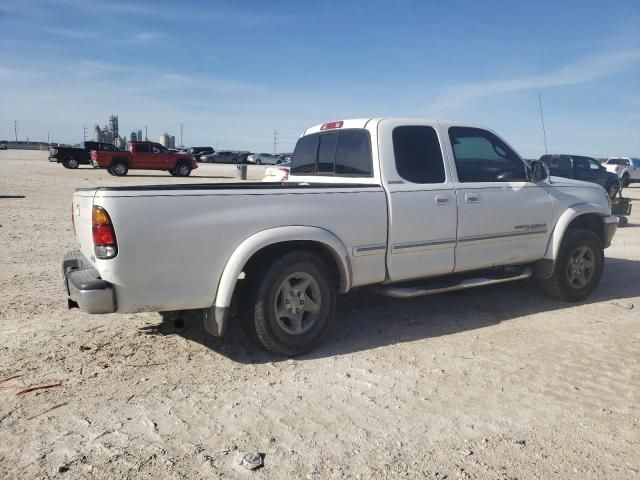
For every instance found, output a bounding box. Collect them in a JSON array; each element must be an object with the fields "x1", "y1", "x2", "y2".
[
  {"x1": 175, "y1": 163, "x2": 191, "y2": 177},
  {"x1": 255, "y1": 159, "x2": 262, "y2": 165},
  {"x1": 537, "y1": 228, "x2": 604, "y2": 302},
  {"x1": 241, "y1": 251, "x2": 336, "y2": 356}
]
